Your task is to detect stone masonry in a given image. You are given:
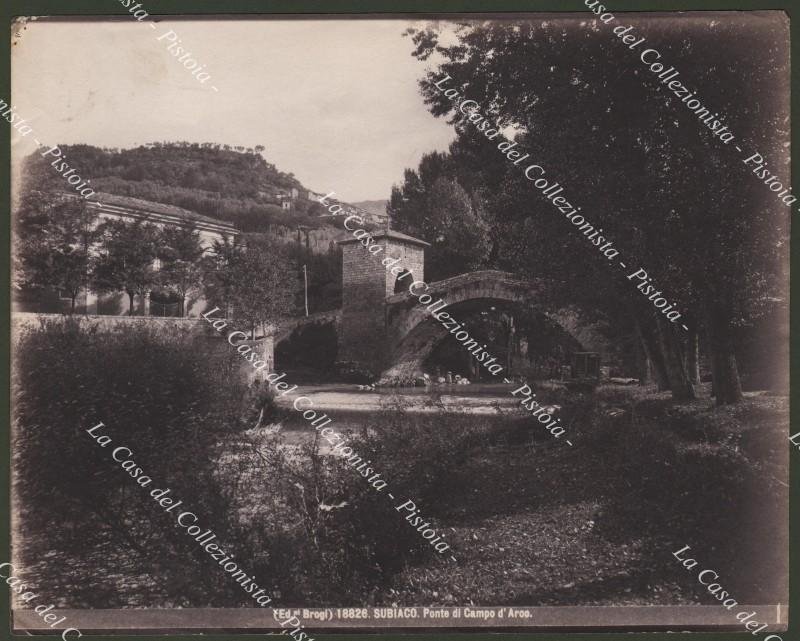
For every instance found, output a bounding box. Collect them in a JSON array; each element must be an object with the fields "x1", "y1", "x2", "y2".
[{"x1": 337, "y1": 230, "x2": 428, "y2": 375}]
